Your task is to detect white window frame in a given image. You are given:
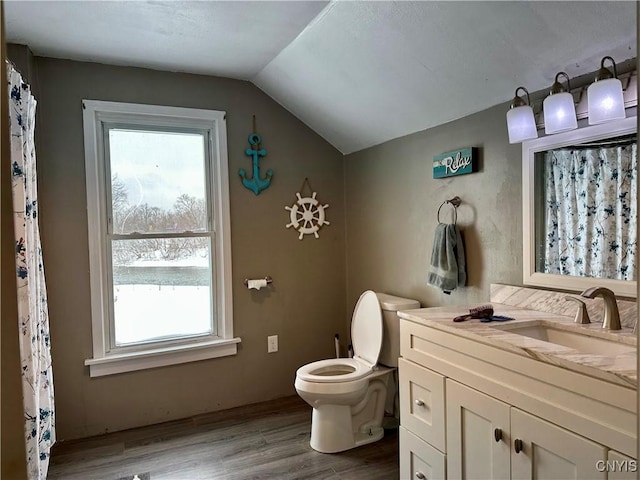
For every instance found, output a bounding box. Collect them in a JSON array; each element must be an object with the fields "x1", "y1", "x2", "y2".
[
  {"x1": 522, "y1": 115, "x2": 637, "y2": 298},
  {"x1": 82, "y1": 100, "x2": 239, "y2": 377}
]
